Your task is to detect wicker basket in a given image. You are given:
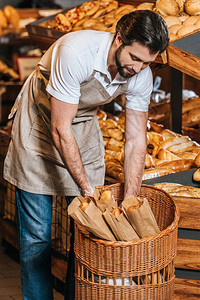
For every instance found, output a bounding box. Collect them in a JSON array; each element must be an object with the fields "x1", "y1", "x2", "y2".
[{"x1": 74, "y1": 183, "x2": 180, "y2": 300}]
